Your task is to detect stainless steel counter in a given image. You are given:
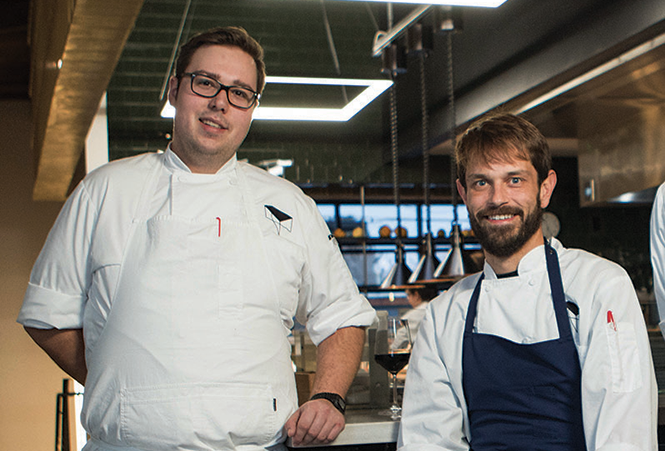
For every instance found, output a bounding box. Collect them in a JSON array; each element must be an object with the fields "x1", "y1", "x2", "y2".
[{"x1": 288, "y1": 408, "x2": 399, "y2": 448}]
